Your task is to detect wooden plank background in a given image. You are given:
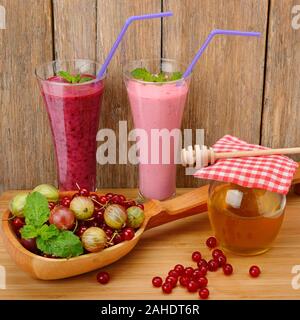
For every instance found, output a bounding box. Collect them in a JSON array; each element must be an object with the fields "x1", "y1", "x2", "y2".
[{"x1": 0, "y1": 0, "x2": 299, "y2": 193}]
